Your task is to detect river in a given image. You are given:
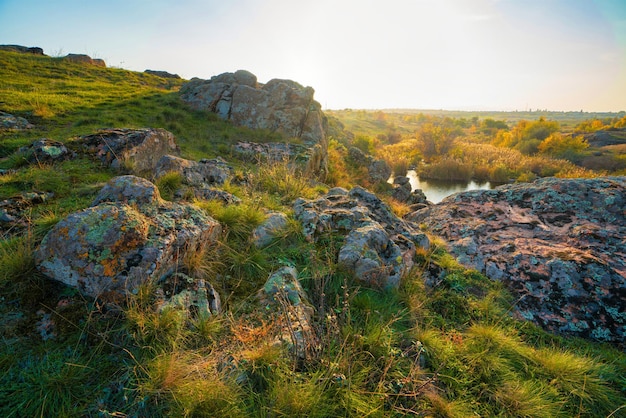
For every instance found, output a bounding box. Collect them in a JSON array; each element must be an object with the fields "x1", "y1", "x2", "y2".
[{"x1": 393, "y1": 170, "x2": 495, "y2": 204}]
